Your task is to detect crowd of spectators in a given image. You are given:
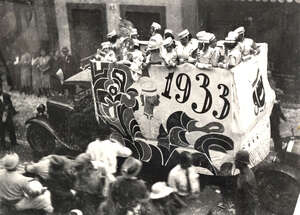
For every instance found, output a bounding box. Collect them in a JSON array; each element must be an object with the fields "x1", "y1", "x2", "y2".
[{"x1": 4, "y1": 45, "x2": 77, "y2": 97}]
